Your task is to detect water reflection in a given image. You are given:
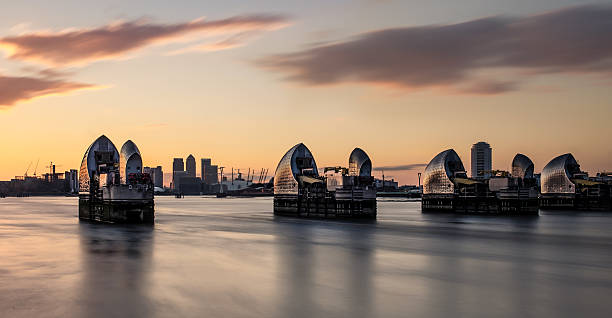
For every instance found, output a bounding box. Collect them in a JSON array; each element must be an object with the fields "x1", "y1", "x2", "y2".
[
  {"x1": 2, "y1": 197, "x2": 612, "y2": 318},
  {"x1": 345, "y1": 223, "x2": 374, "y2": 318},
  {"x1": 276, "y1": 221, "x2": 315, "y2": 317},
  {"x1": 275, "y1": 218, "x2": 375, "y2": 318},
  {"x1": 76, "y1": 222, "x2": 154, "y2": 318}
]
